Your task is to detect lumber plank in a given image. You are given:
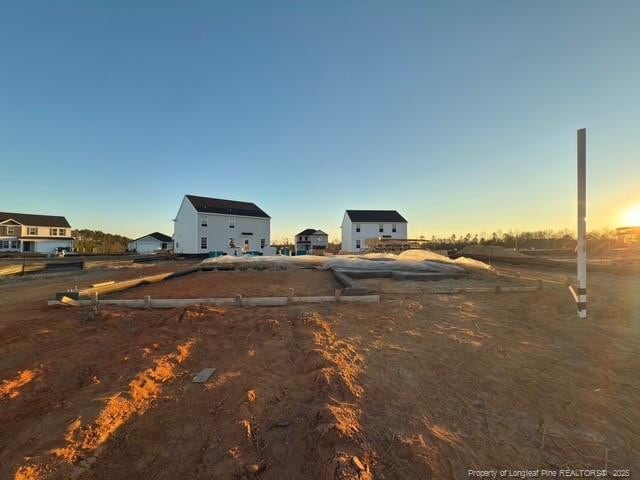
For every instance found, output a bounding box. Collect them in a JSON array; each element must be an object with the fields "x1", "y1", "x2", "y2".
[
  {"x1": 77, "y1": 266, "x2": 201, "y2": 298},
  {"x1": 60, "y1": 296, "x2": 82, "y2": 307},
  {"x1": 47, "y1": 294, "x2": 381, "y2": 308},
  {"x1": 338, "y1": 295, "x2": 380, "y2": 303}
]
